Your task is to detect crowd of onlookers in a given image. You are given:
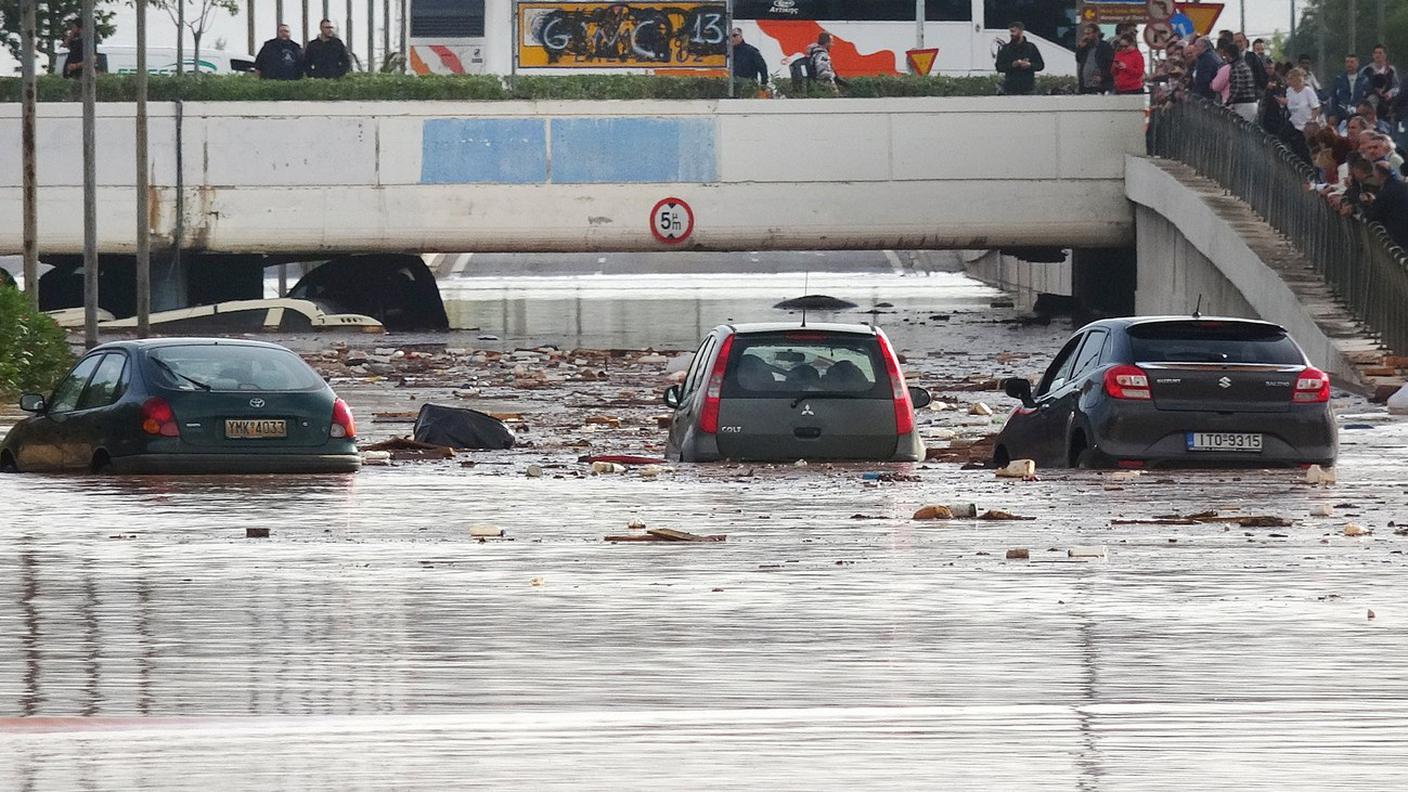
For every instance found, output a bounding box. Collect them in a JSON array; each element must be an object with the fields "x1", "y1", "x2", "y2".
[
  {"x1": 1148, "y1": 28, "x2": 1408, "y2": 250},
  {"x1": 995, "y1": 21, "x2": 1408, "y2": 251}
]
